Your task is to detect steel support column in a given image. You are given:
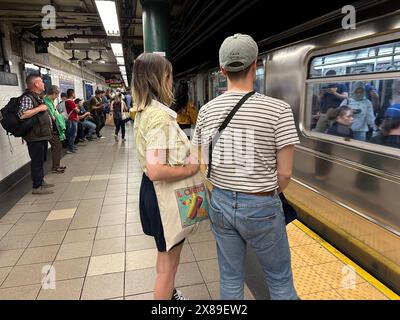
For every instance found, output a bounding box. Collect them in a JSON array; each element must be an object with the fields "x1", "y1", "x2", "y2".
[{"x1": 140, "y1": 0, "x2": 170, "y2": 58}]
